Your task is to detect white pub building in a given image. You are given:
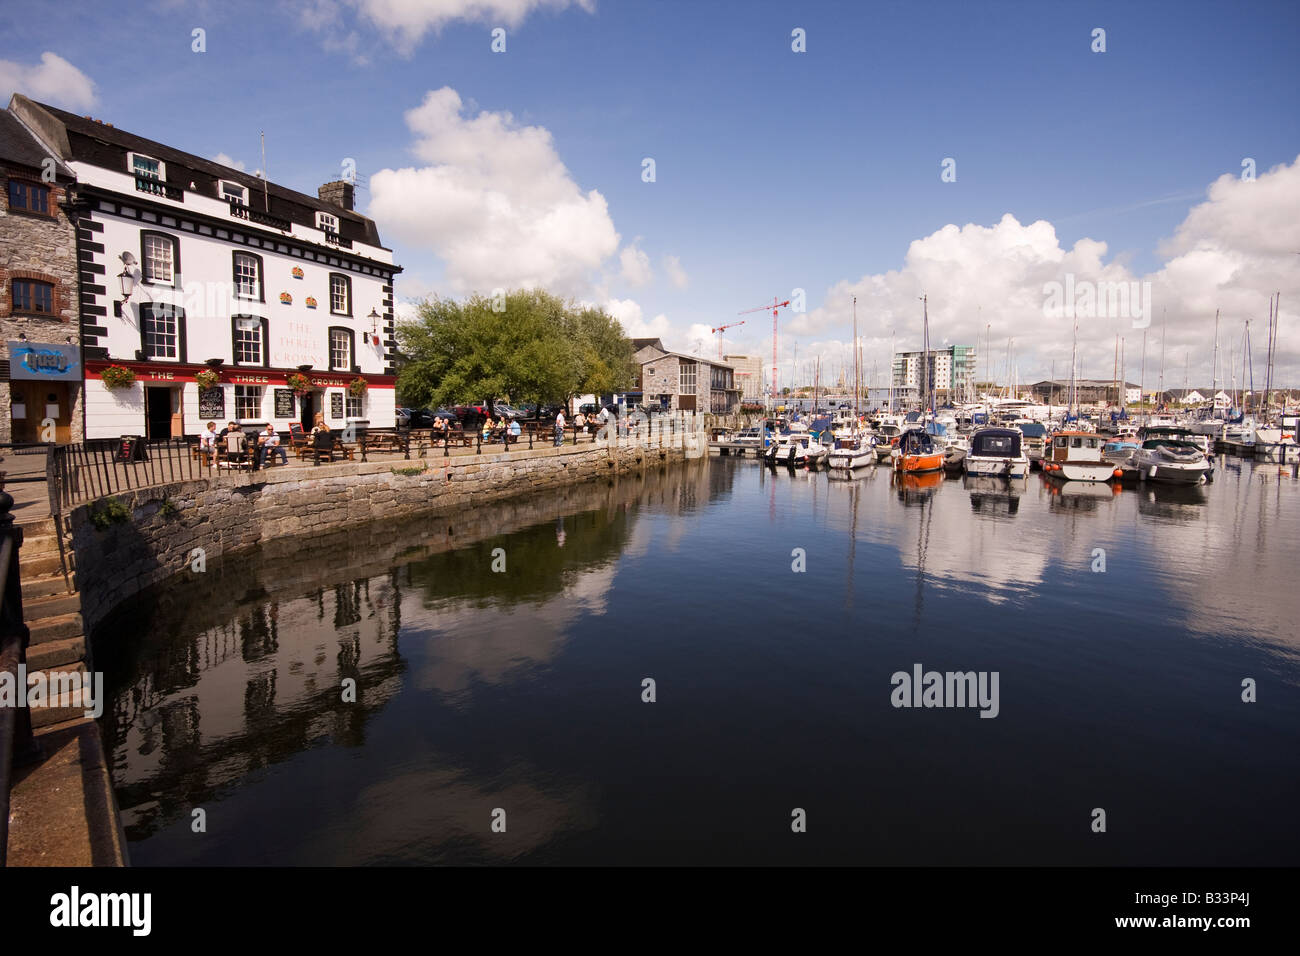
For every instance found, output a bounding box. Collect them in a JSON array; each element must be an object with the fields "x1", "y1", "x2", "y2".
[{"x1": 10, "y1": 95, "x2": 400, "y2": 440}]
